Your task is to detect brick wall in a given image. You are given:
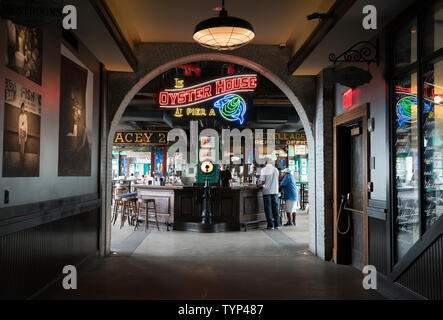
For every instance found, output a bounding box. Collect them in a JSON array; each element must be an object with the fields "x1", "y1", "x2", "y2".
[
  {"x1": 314, "y1": 68, "x2": 334, "y2": 260},
  {"x1": 105, "y1": 42, "x2": 331, "y2": 258}
]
